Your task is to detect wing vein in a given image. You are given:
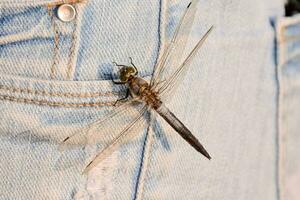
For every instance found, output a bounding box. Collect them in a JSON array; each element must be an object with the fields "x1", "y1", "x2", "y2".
[{"x1": 82, "y1": 106, "x2": 148, "y2": 174}]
